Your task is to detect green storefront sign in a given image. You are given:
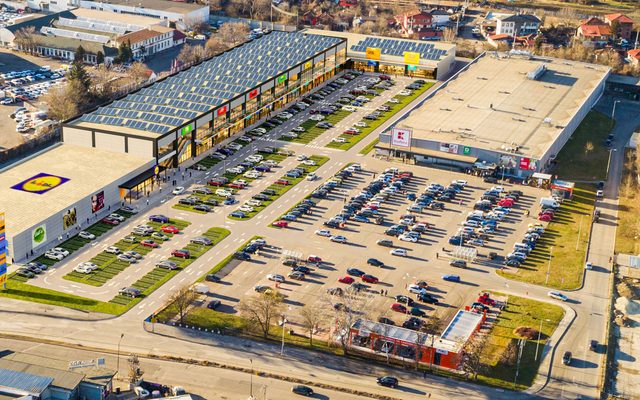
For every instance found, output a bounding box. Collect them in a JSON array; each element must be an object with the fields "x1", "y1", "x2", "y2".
[
  {"x1": 277, "y1": 74, "x2": 287, "y2": 84},
  {"x1": 181, "y1": 124, "x2": 194, "y2": 137},
  {"x1": 463, "y1": 146, "x2": 471, "y2": 155},
  {"x1": 407, "y1": 65, "x2": 417, "y2": 71}
]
